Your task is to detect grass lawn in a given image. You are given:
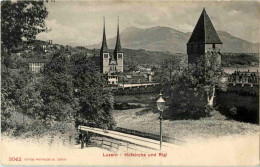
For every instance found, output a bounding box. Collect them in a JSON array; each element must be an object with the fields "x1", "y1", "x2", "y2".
[{"x1": 112, "y1": 108, "x2": 259, "y2": 142}]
